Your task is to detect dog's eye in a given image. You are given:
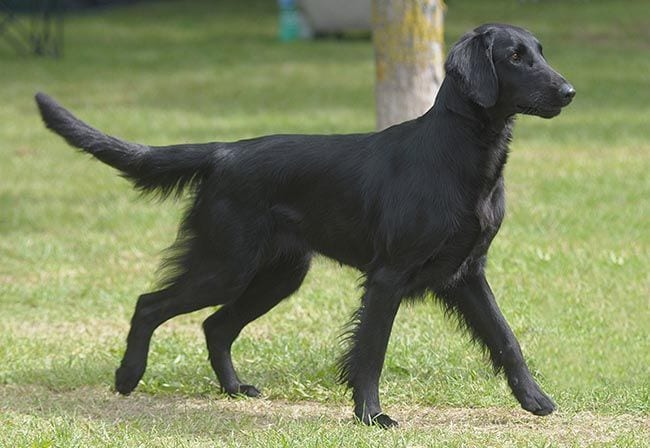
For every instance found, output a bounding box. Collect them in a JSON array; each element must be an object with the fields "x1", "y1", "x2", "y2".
[{"x1": 511, "y1": 52, "x2": 521, "y2": 62}]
